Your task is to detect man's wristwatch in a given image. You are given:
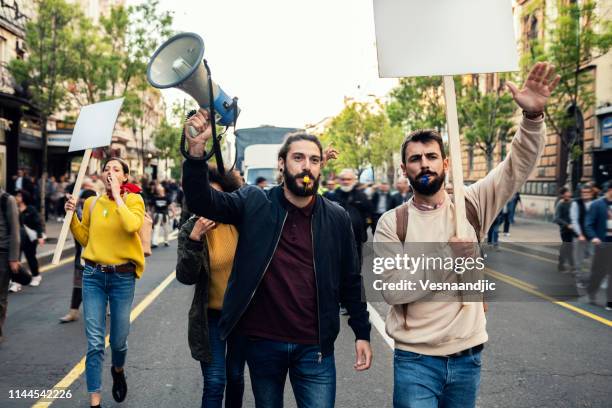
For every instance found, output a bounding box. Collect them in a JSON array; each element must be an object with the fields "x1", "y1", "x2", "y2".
[{"x1": 523, "y1": 110, "x2": 544, "y2": 120}]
